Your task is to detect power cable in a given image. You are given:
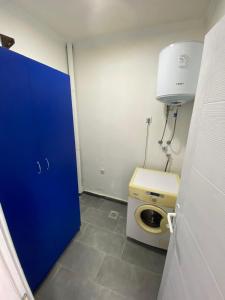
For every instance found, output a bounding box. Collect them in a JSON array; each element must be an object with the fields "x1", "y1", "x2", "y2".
[{"x1": 143, "y1": 117, "x2": 152, "y2": 168}]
